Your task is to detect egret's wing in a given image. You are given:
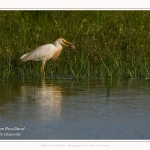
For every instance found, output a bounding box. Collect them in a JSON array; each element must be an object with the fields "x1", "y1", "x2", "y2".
[{"x1": 21, "y1": 44, "x2": 56, "y2": 62}]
